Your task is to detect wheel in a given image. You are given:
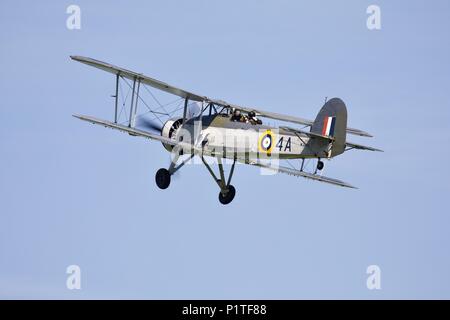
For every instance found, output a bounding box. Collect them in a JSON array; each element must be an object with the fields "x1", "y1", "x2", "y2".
[
  {"x1": 155, "y1": 168, "x2": 171, "y2": 189},
  {"x1": 218, "y1": 185, "x2": 236, "y2": 205},
  {"x1": 317, "y1": 160, "x2": 324, "y2": 171}
]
